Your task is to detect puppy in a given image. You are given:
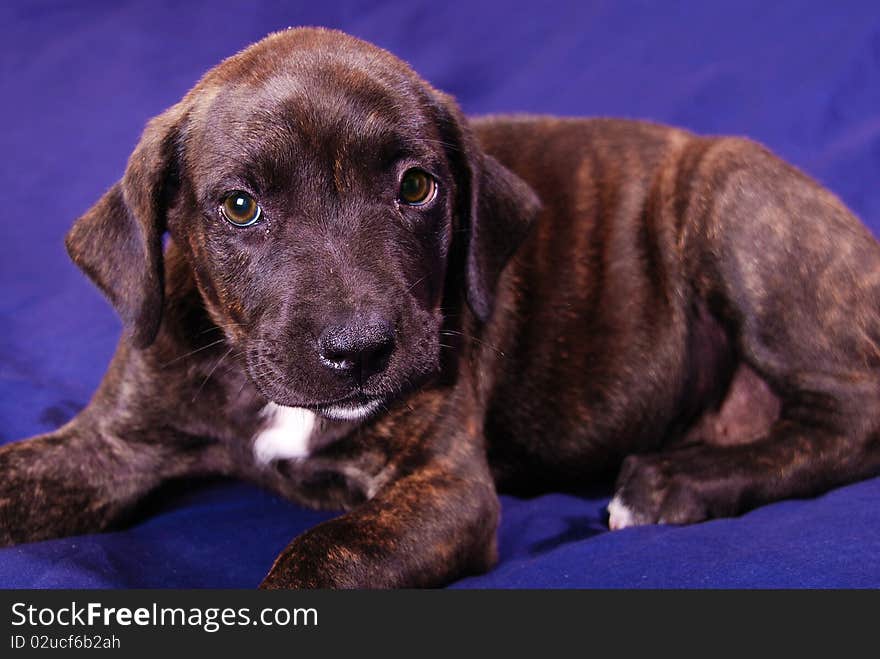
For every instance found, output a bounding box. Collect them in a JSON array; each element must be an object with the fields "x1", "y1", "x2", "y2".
[{"x1": 2, "y1": 28, "x2": 879, "y2": 588}]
